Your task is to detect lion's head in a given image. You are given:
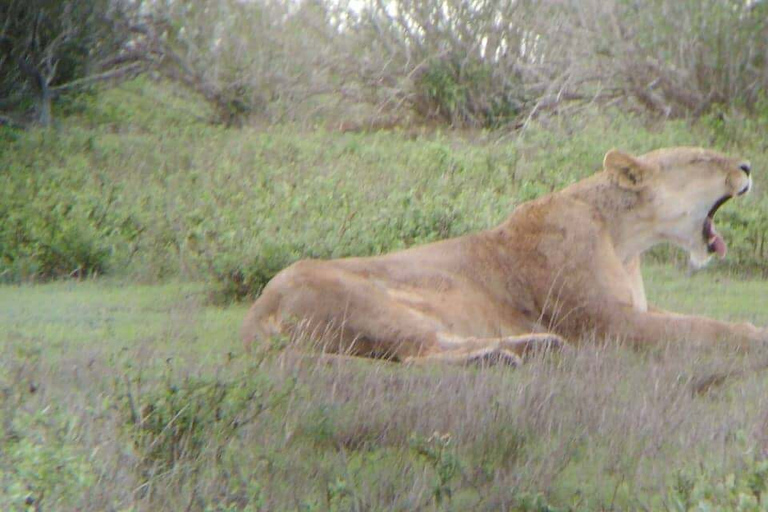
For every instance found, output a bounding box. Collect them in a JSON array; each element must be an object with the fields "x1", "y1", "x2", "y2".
[{"x1": 603, "y1": 147, "x2": 752, "y2": 268}]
